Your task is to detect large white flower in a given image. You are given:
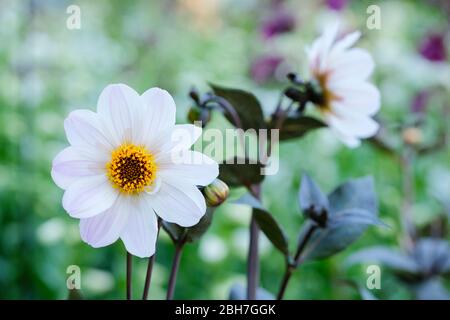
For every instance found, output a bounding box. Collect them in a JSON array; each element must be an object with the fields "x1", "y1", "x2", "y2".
[
  {"x1": 51, "y1": 84, "x2": 219, "y2": 258},
  {"x1": 307, "y1": 23, "x2": 381, "y2": 148}
]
